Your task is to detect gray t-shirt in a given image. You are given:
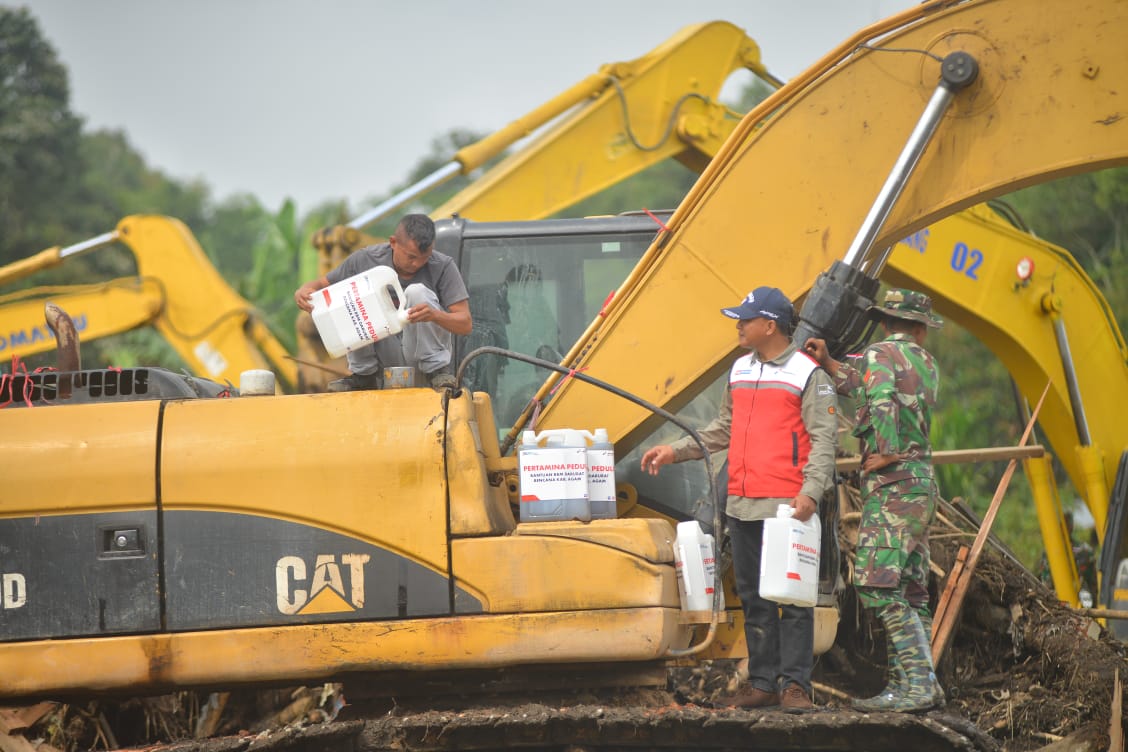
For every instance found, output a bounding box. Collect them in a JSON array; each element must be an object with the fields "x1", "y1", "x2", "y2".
[{"x1": 326, "y1": 243, "x2": 469, "y2": 309}]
